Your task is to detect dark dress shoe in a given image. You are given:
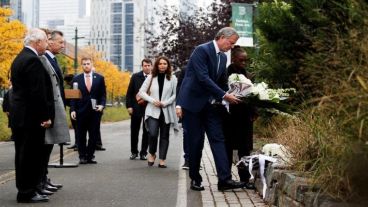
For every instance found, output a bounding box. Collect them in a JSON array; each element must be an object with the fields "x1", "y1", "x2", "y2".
[
  {"x1": 218, "y1": 180, "x2": 245, "y2": 191},
  {"x1": 47, "y1": 179, "x2": 63, "y2": 189},
  {"x1": 140, "y1": 154, "x2": 147, "y2": 160},
  {"x1": 17, "y1": 193, "x2": 49, "y2": 203},
  {"x1": 79, "y1": 158, "x2": 88, "y2": 164},
  {"x1": 44, "y1": 184, "x2": 58, "y2": 192},
  {"x1": 158, "y1": 164, "x2": 167, "y2": 168},
  {"x1": 67, "y1": 145, "x2": 77, "y2": 149},
  {"x1": 190, "y1": 180, "x2": 205, "y2": 191},
  {"x1": 95, "y1": 146, "x2": 106, "y2": 151},
  {"x1": 87, "y1": 159, "x2": 98, "y2": 164},
  {"x1": 243, "y1": 182, "x2": 256, "y2": 190},
  {"x1": 181, "y1": 160, "x2": 189, "y2": 170},
  {"x1": 130, "y1": 153, "x2": 138, "y2": 160},
  {"x1": 37, "y1": 188, "x2": 53, "y2": 196}
]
